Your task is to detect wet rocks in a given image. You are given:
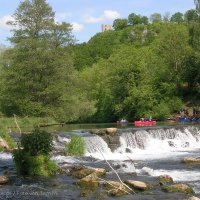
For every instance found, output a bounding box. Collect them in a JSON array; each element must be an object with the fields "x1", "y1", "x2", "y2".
[
  {"x1": 89, "y1": 128, "x2": 118, "y2": 136},
  {"x1": 77, "y1": 172, "x2": 99, "y2": 188},
  {"x1": 69, "y1": 166, "x2": 106, "y2": 179},
  {"x1": 181, "y1": 157, "x2": 200, "y2": 164},
  {"x1": 124, "y1": 180, "x2": 149, "y2": 191},
  {"x1": 163, "y1": 183, "x2": 194, "y2": 194},
  {"x1": 158, "y1": 175, "x2": 174, "y2": 185},
  {"x1": 104, "y1": 181, "x2": 132, "y2": 196},
  {"x1": 0, "y1": 176, "x2": 9, "y2": 184}
]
